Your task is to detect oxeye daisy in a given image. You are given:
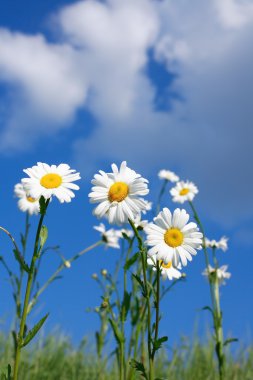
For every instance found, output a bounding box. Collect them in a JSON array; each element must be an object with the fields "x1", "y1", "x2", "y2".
[
  {"x1": 145, "y1": 208, "x2": 203, "y2": 266},
  {"x1": 94, "y1": 223, "x2": 120, "y2": 249},
  {"x1": 14, "y1": 183, "x2": 40, "y2": 215},
  {"x1": 89, "y1": 161, "x2": 149, "y2": 225},
  {"x1": 204, "y1": 237, "x2": 228, "y2": 252},
  {"x1": 21, "y1": 162, "x2": 81, "y2": 203},
  {"x1": 147, "y1": 256, "x2": 182, "y2": 281},
  {"x1": 170, "y1": 180, "x2": 198, "y2": 203},
  {"x1": 158, "y1": 169, "x2": 179, "y2": 182},
  {"x1": 202, "y1": 265, "x2": 231, "y2": 285}
]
